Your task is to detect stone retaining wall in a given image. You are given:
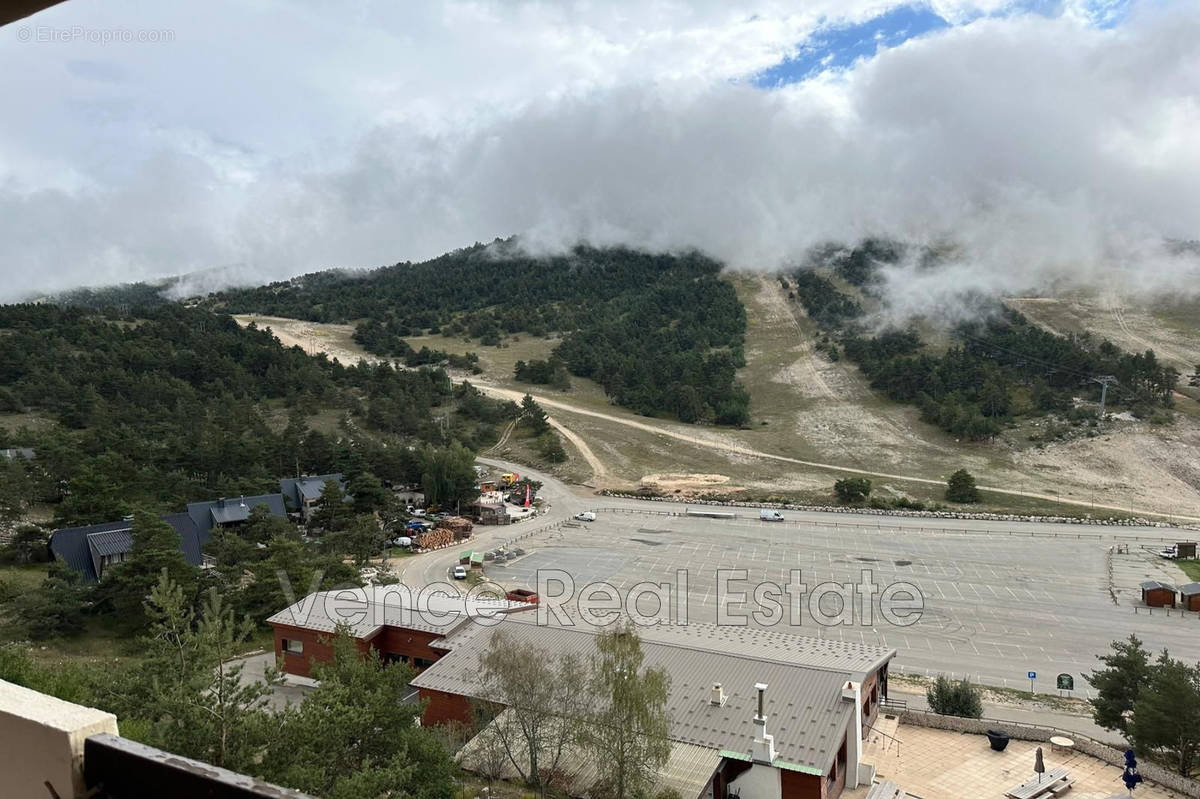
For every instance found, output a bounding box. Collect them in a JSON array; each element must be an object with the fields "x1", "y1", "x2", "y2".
[
  {"x1": 899, "y1": 709, "x2": 1200, "y2": 797},
  {"x1": 599, "y1": 491, "x2": 1197, "y2": 530}
]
